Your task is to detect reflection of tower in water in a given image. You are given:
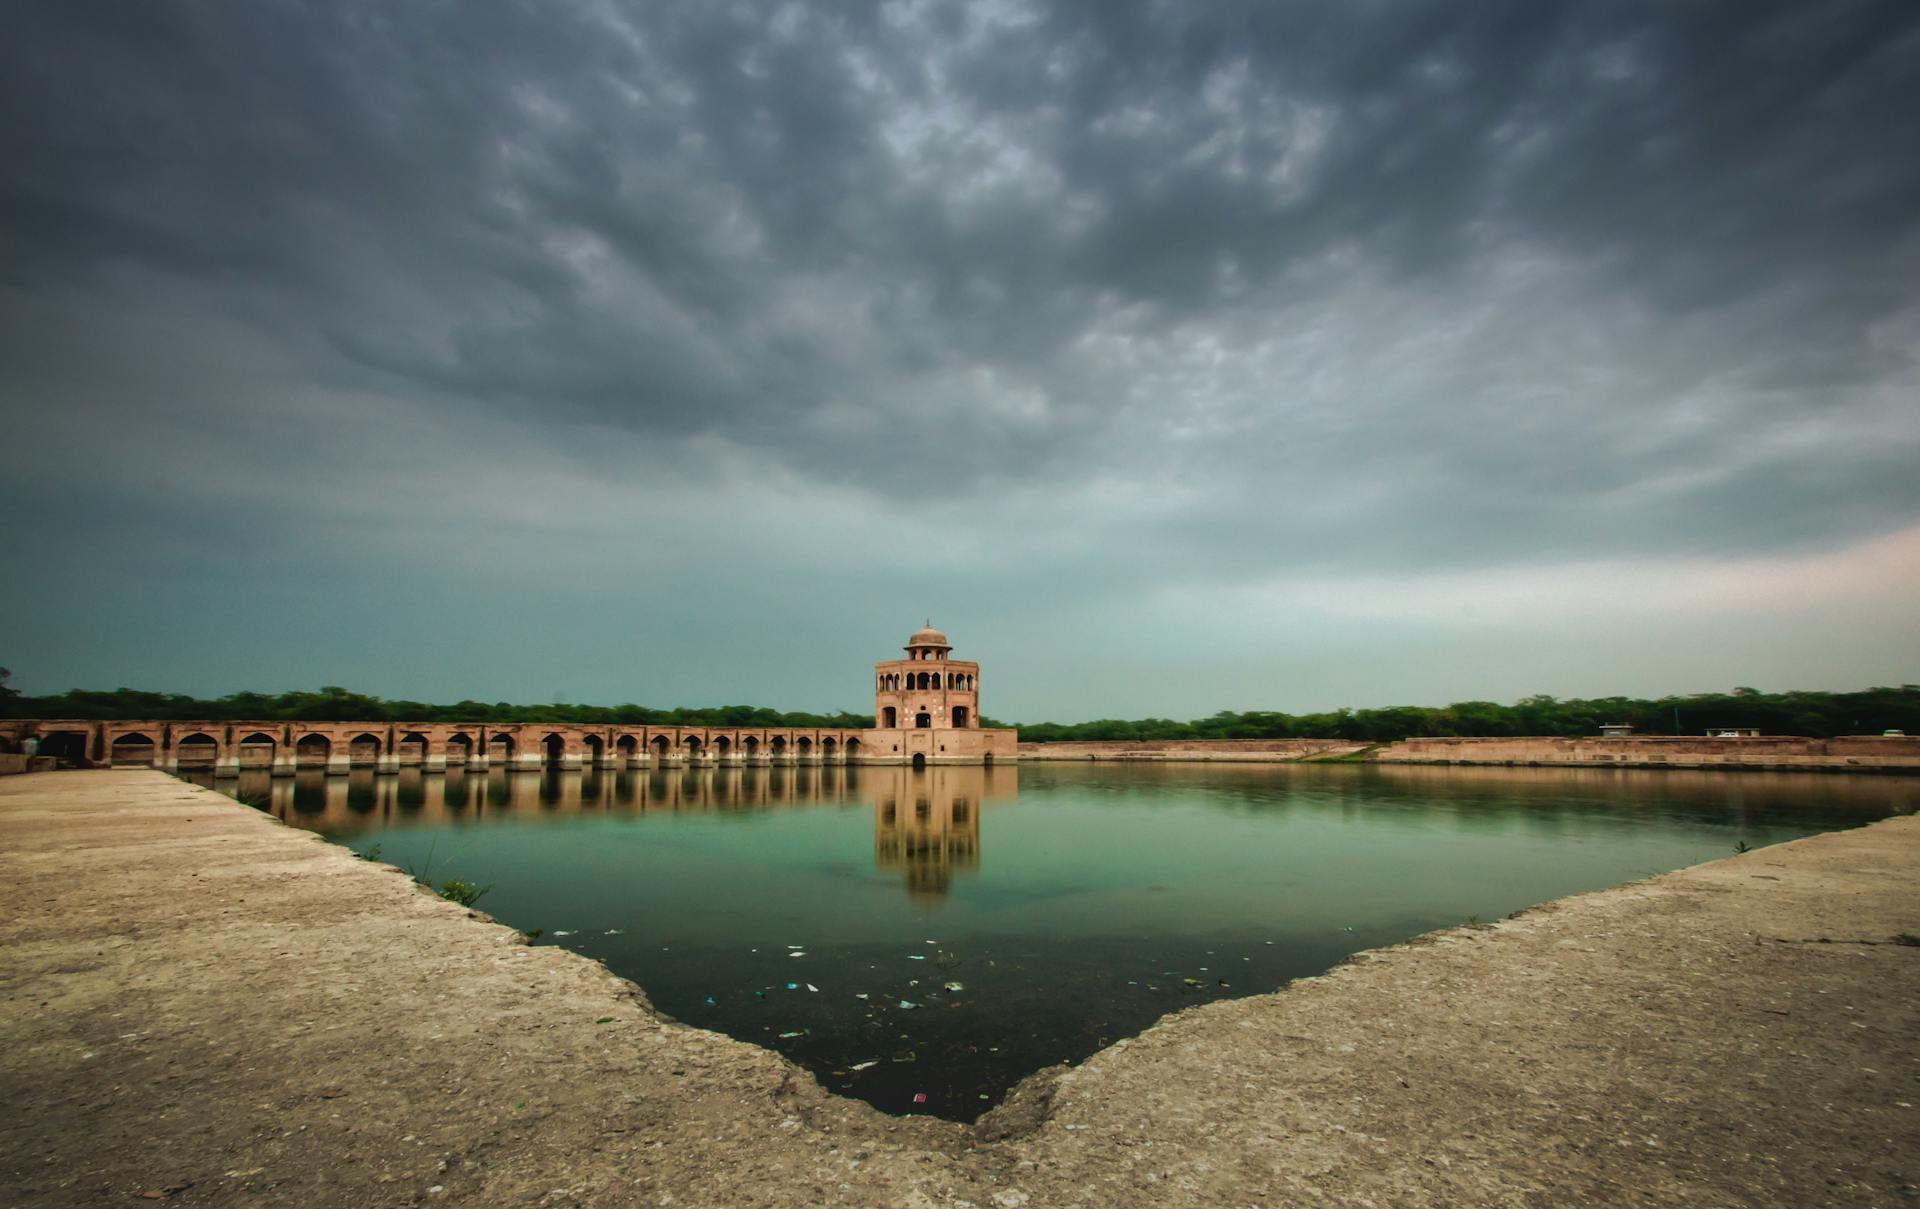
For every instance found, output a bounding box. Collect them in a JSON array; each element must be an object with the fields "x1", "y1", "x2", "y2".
[{"x1": 873, "y1": 766, "x2": 990, "y2": 902}]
